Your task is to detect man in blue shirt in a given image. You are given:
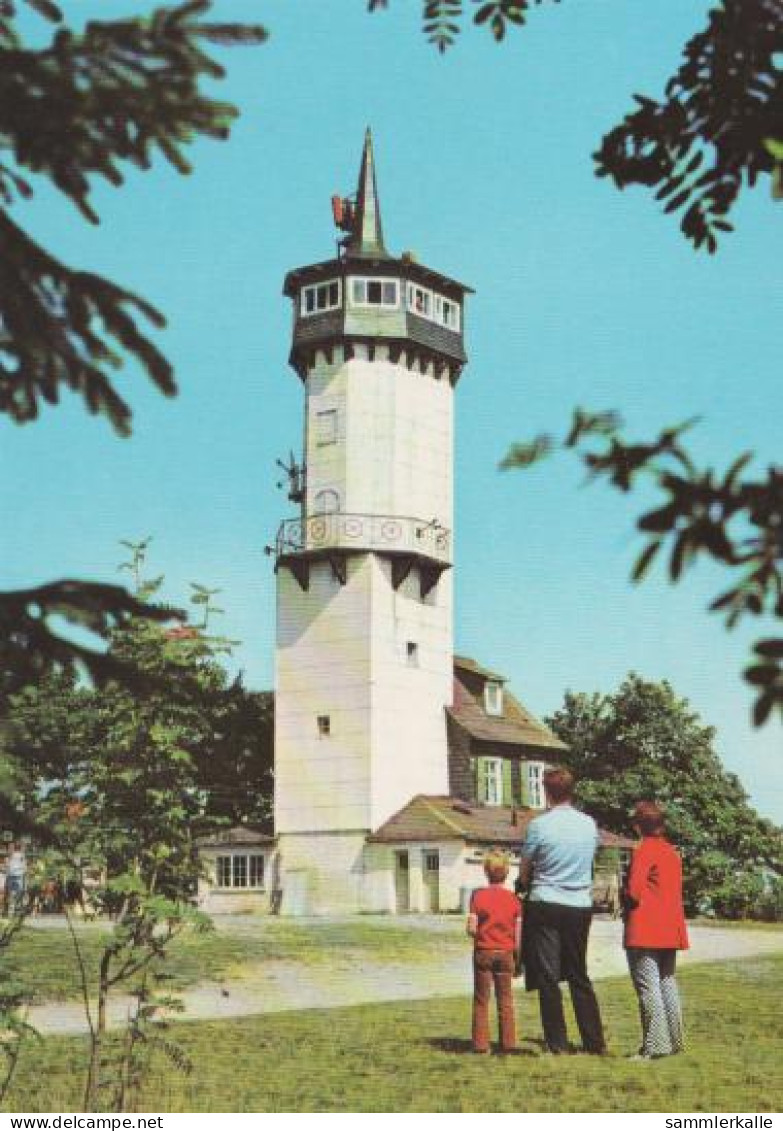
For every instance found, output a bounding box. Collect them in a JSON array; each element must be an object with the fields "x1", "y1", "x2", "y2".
[{"x1": 517, "y1": 767, "x2": 606, "y2": 1055}]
